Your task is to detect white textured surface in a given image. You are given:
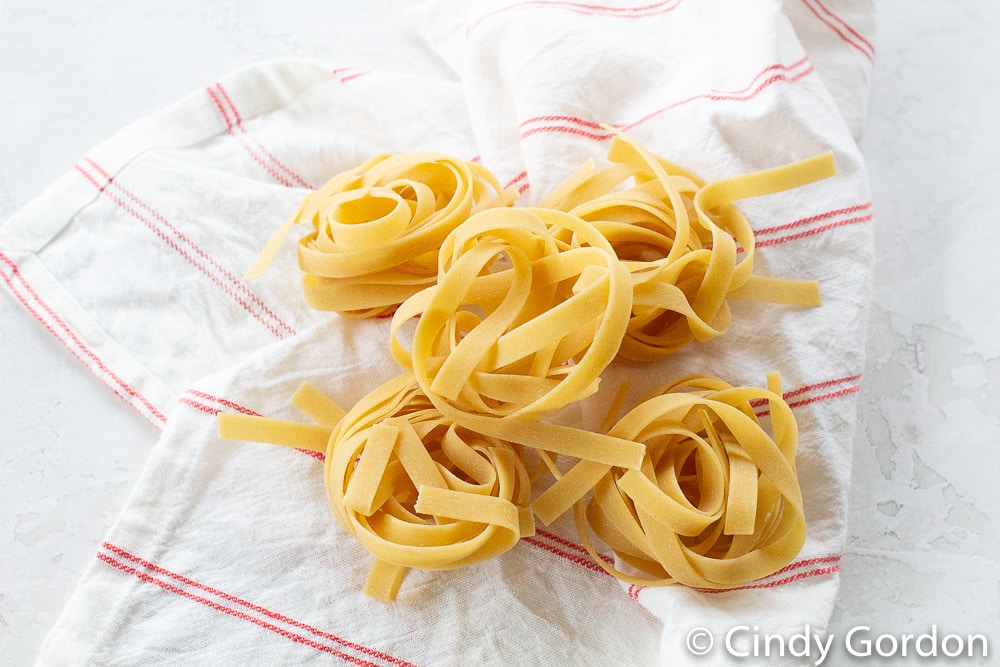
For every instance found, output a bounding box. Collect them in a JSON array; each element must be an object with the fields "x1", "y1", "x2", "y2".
[
  {"x1": 828, "y1": 0, "x2": 1000, "y2": 651},
  {"x1": 1, "y1": 1, "x2": 997, "y2": 664}
]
